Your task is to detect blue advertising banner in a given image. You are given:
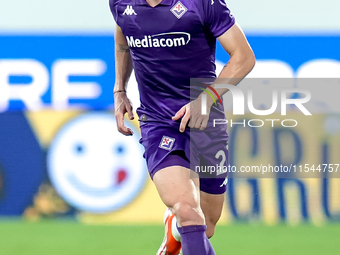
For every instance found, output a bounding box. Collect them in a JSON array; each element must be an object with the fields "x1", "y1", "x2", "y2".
[{"x1": 0, "y1": 36, "x2": 116, "y2": 111}]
